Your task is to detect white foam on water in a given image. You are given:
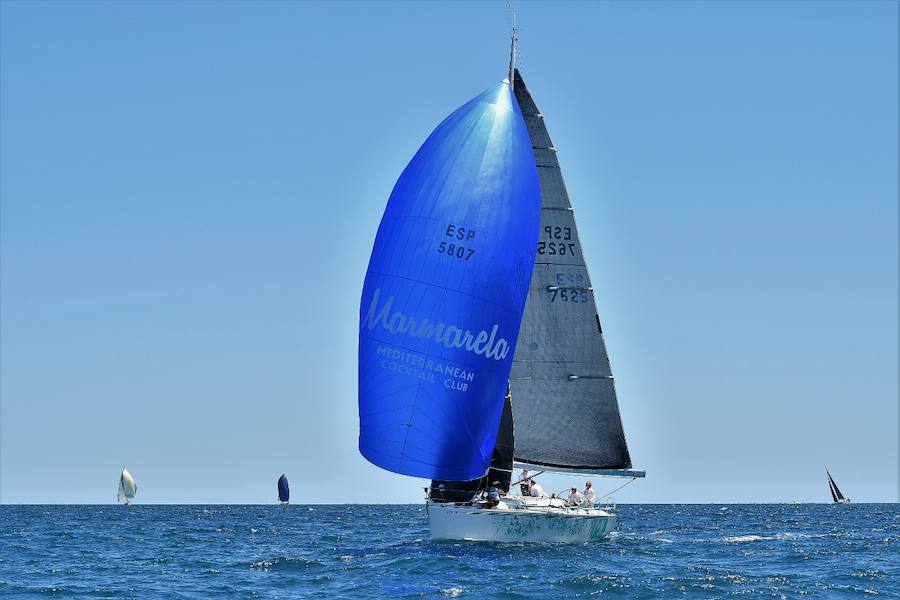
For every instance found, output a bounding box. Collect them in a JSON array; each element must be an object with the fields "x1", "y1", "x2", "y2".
[{"x1": 722, "y1": 535, "x2": 773, "y2": 543}]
